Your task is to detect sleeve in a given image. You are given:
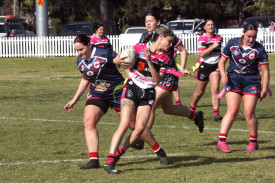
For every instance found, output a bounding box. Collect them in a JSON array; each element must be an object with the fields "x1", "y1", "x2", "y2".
[
  {"x1": 110, "y1": 49, "x2": 118, "y2": 61},
  {"x1": 221, "y1": 39, "x2": 233, "y2": 58},
  {"x1": 258, "y1": 47, "x2": 269, "y2": 65},
  {"x1": 198, "y1": 35, "x2": 206, "y2": 50},
  {"x1": 173, "y1": 35, "x2": 182, "y2": 48},
  {"x1": 90, "y1": 35, "x2": 95, "y2": 45}
]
